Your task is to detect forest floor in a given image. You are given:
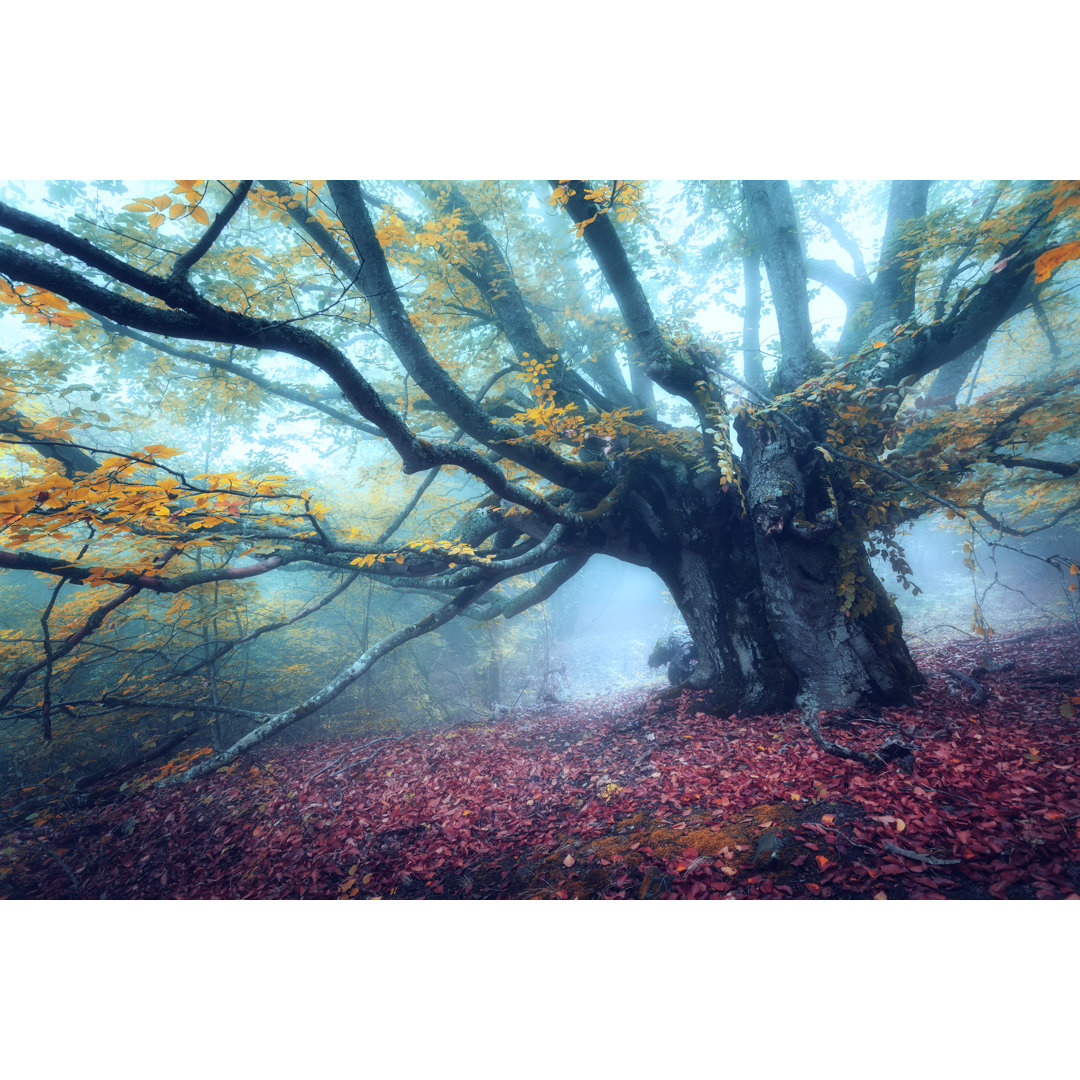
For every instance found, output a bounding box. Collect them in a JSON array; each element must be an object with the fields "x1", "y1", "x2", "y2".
[{"x1": 3, "y1": 627, "x2": 1079, "y2": 900}]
